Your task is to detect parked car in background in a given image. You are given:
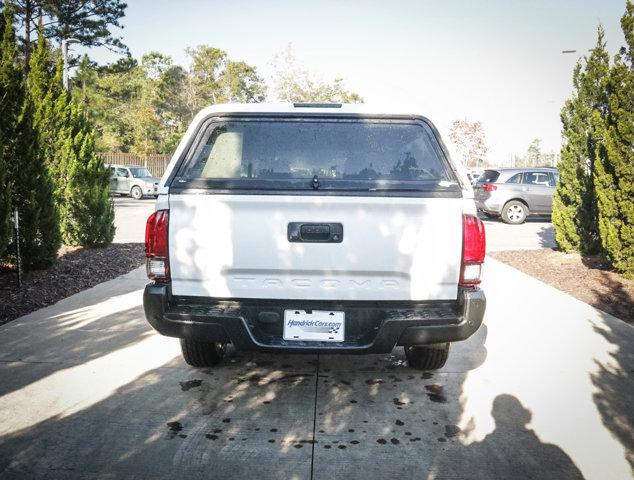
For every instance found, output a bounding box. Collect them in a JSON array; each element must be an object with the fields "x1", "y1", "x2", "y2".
[
  {"x1": 466, "y1": 171, "x2": 481, "y2": 185},
  {"x1": 474, "y1": 167, "x2": 559, "y2": 224},
  {"x1": 107, "y1": 164, "x2": 159, "y2": 200}
]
